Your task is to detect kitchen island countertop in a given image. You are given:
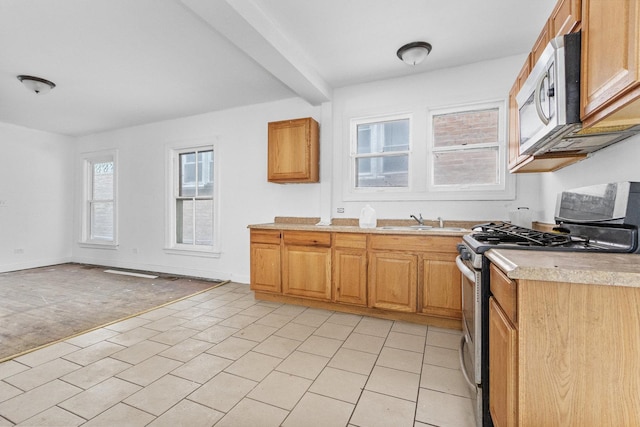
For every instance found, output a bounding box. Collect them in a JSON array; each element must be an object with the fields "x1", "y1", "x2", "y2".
[{"x1": 487, "y1": 249, "x2": 640, "y2": 288}]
